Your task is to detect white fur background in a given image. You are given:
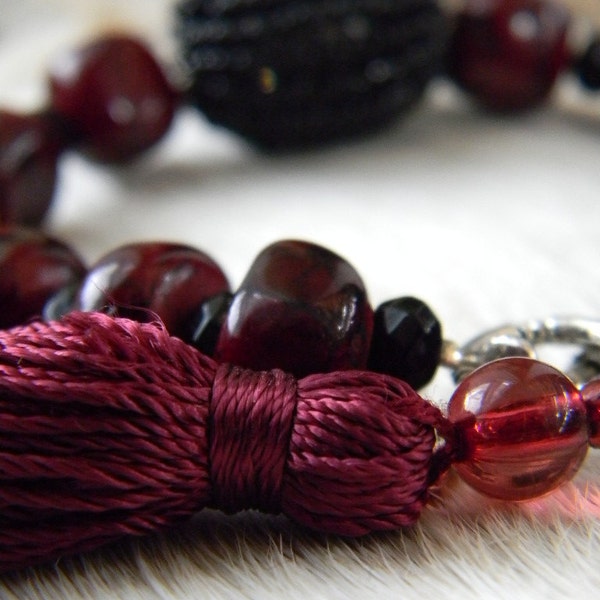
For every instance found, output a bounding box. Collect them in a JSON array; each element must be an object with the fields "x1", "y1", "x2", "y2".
[{"x1": 1, "y1": 1, "x2": 600, "y2": 598}]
